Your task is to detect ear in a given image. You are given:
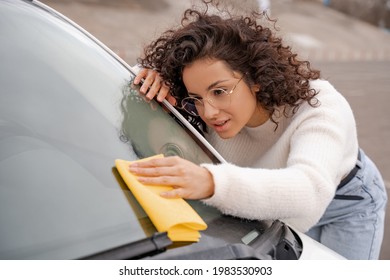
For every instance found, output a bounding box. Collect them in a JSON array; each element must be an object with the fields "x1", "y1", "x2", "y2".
[{"x1": 251, "y1": 84, "x2": 261, "y2": 93}]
